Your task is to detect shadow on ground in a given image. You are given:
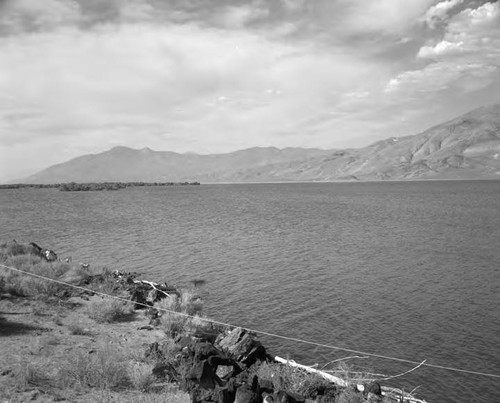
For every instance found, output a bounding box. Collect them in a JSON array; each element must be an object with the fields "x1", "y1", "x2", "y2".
[{"x1": 0, "y1": 315, "x2": 45, "y2": 336}]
